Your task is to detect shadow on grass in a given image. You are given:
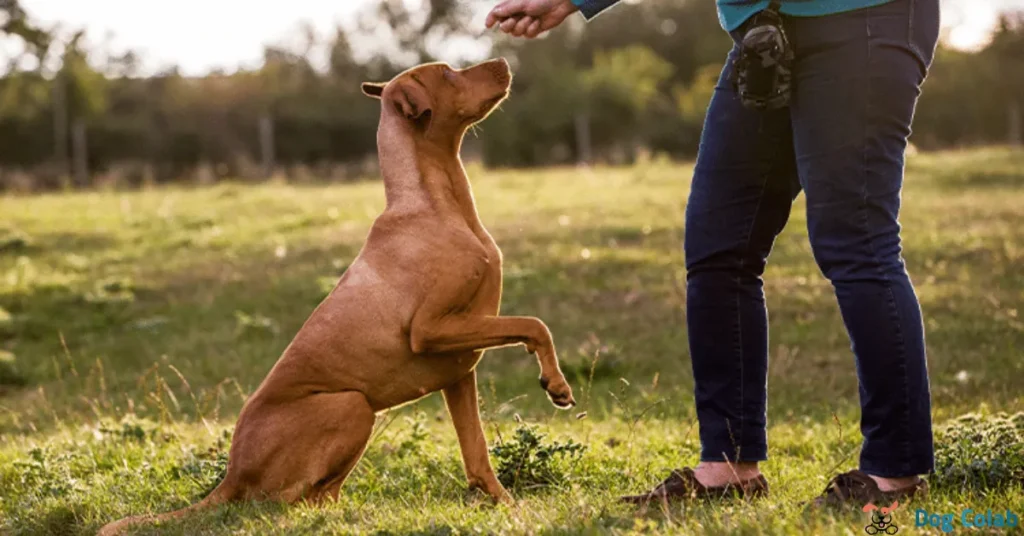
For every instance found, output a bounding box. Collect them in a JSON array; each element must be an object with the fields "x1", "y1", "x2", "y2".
[
  {"x1": 20, "y1": 504, "x2": 82, "y2": 536},
  {"x1": 0, "y1": 230, "x2": 117, "y2": 259}
]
